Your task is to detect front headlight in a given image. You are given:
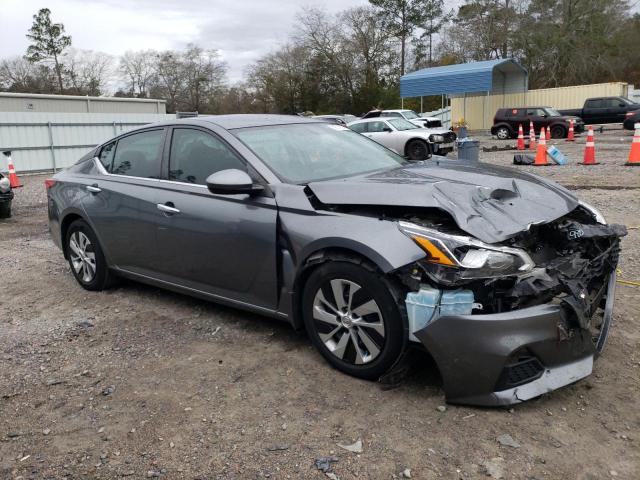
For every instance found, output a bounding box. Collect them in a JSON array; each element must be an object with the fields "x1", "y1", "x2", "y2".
[
  {"x1": 578, "y1": 200, "x2": 606, "y2": 225},
  {"x1": 399, "y1": 221, "x2": 534, "y2": 281},
  {"x1": 429, "y1": 134, "x2": 445, "y2": 143}
]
